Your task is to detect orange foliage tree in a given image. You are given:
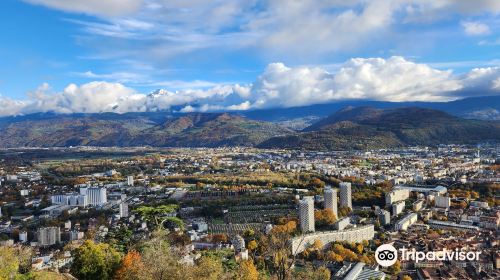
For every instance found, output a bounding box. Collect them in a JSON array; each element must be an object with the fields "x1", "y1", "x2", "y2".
[{"x1": 114, "y1": 250, "x2": 143, "y2": 280}]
